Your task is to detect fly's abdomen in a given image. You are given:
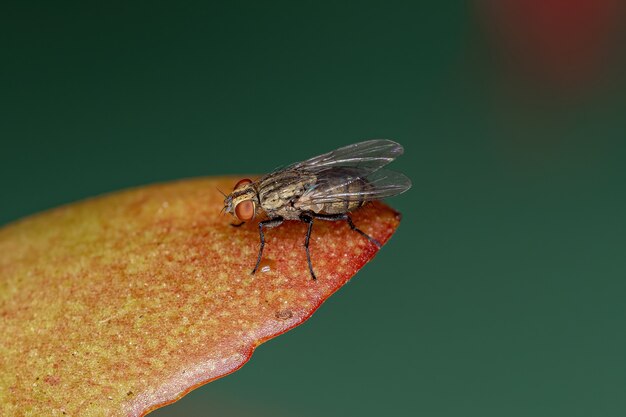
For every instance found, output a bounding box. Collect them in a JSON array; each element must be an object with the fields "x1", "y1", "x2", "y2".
[
  {"x1": 295, "y1": 168, "x2": 371, "y2": 215},
  {"x1": 322, "y1": 176, "x2": 369, "y2": 214}
]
